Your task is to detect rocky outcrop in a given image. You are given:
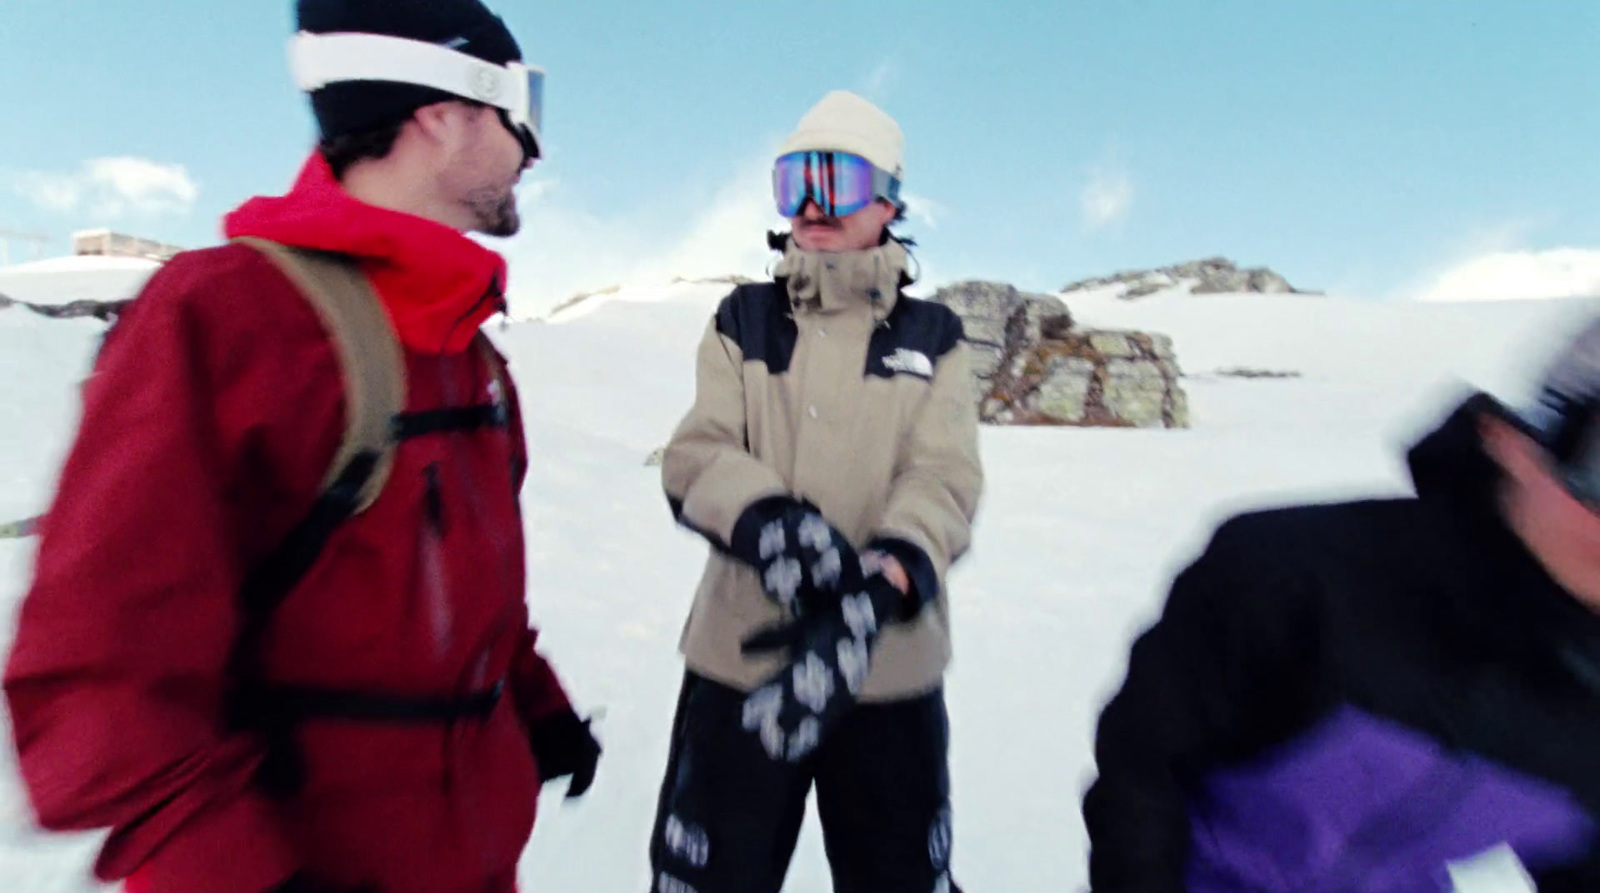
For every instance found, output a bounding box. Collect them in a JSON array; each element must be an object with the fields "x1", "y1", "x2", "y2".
[
  {"x1": 546, "y1": 285, "x2": 622, "y2": 319},
  {"x1": 983, "y1": 330, "x2": 1188, "y2": 428},
  {"x1": 0, "y1": 516, "x2": 41, "y2": 539},
  {"x1": 25, "y1": 298, "x2": 129, "y2": 321},
  {"x1": 1061, "y1": 257, "x2": 1313, "y2": 300},
  {"x1": 929, "y1": 281, "x2": 1188, "y2": 429},
  {"x1": 1213, "y1": 367, "x2": 1303, "y2": 380},
  {"x1": 929, "y1": 281, "x2": 1073, "y2": 384},
  {"x1": 0, "y1": 289, "x2": 127, "y2": 322},
  {"x1": 672, "y1": 274, "x2": 756, "y2": 288}
]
